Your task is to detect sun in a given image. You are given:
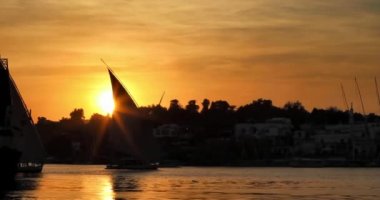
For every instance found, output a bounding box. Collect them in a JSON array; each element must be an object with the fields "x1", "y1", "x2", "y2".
[{"x1": 97, "y1": 90, "x2": 115, "y2": 115}]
